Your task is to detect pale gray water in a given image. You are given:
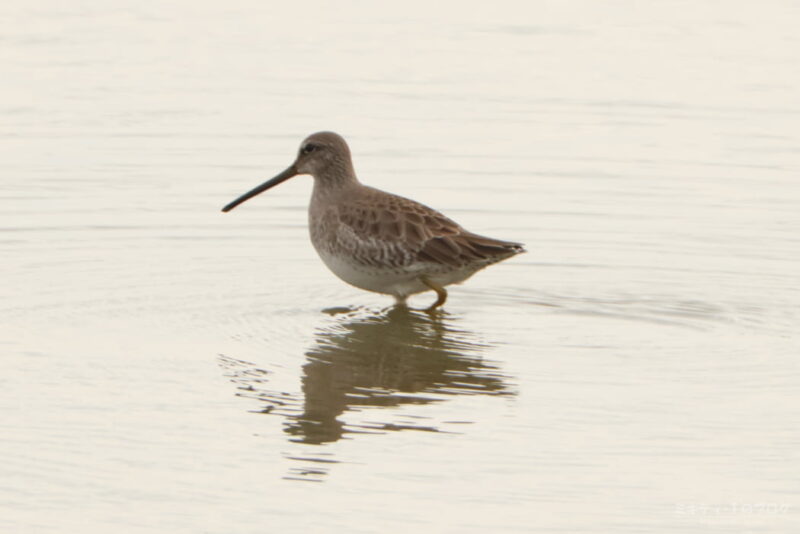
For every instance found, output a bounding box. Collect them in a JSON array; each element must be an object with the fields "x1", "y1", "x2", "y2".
[{"x1": 2, "y1": 1, "x2": 799, "y2": 532}]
